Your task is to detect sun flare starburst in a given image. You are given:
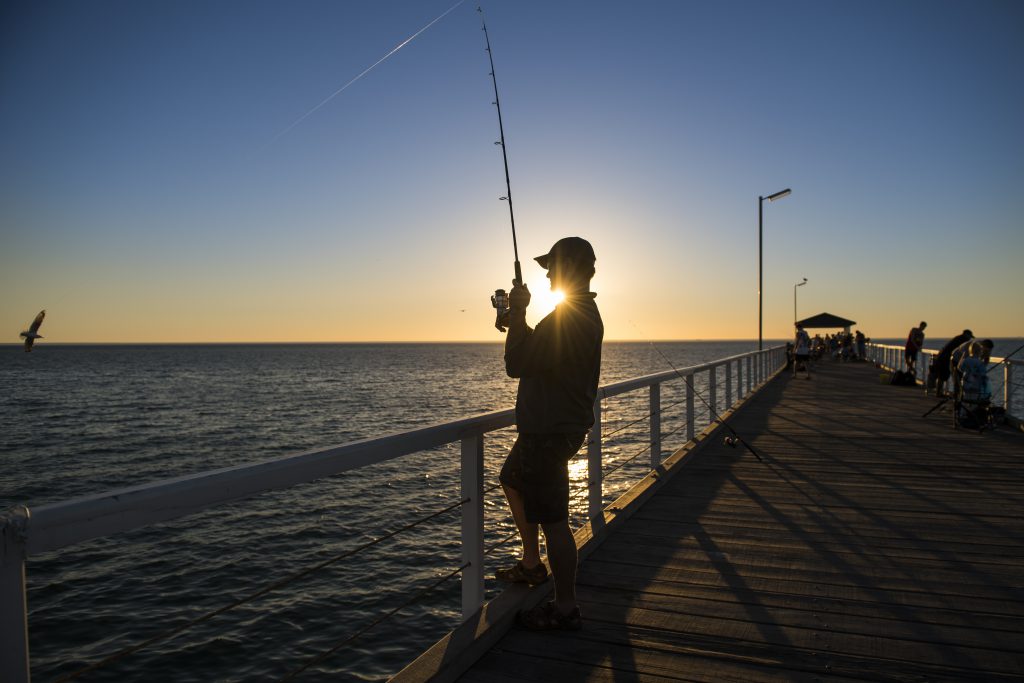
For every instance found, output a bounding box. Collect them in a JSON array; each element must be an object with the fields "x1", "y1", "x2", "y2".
[{"x1": 528, "y1": 277, "x2": 564, "y2": 317}]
